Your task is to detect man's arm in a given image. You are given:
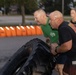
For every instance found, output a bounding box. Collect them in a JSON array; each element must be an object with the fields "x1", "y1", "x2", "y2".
[
  {"x1": 56, "y1": 40, "x2": 72, "y2": 53},
  {"x1": 51, "y1": 40, "x2": 72, "y2": 55},
  {"x1": 56, "y1": 26, "x2": 72, "y2": 53}
]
